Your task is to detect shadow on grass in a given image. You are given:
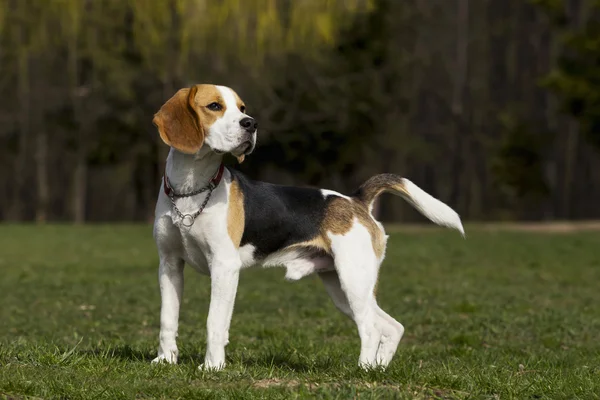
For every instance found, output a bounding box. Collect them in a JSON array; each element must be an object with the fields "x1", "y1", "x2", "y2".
[
  {"x1": 180, "y1": 350, "x2": 333, "y2": 372},
  {"x1": 74, "y1": 344, "x2": 340, "y2": 373},
  {"x1": 77, "y1": 344, "x2": 154, "y2": 362},
  {"x1": 237, "y1": 351, "x2": 348, "y2": 373},
  {"x1": 240, "y1": 353, "x2": 313, "y2": 372}
]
